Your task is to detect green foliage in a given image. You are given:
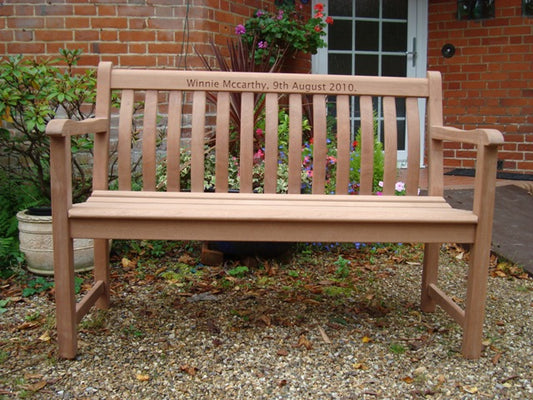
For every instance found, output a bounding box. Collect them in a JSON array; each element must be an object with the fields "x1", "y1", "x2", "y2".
[
  {"x1": 0, "y1": 299, "x2": 9, "y2": 314},
  {"x1": 22, "y1": 276, "x2": 54, "y2": 297},
  {"x1": 239, "y1": 3, "x2": 333, "y2": 67},
  {"x1": 333, "y1": 255, "x2": 350, "y2": 279},
  {"x1": 0, "y1": 49, "x2": 97, "y2": 205},
  {"x1": 227, "y1": 265, "x2": 250, "y2": 278}
]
